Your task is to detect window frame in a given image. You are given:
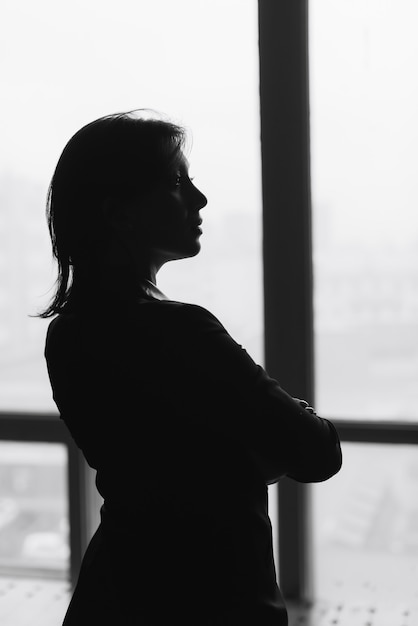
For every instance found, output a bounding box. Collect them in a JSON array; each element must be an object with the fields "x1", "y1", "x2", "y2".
[
  {"x1": 0, "y1": 411, "x2": 91, "y2": 584},
  {"x1": 259, "y1": 0, "x2": 314, "y2": 601},
  {"x1": 1, "y1": 0, "x2": 418, "y2": 602},
  {"x1": 259, "y1": 0, "x2": 418, "y2": 603}
]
